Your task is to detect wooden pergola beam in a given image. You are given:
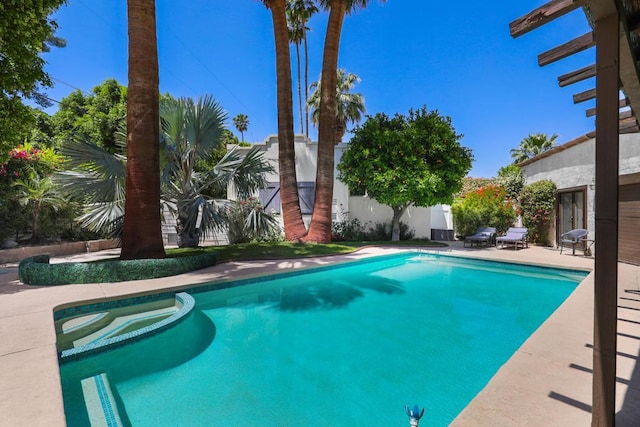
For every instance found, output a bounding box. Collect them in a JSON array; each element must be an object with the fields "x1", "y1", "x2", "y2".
[
  {"x1": 573, "y1": 87, "x2": 596, "y2": 103},
  {"x1": 558, "y1": 64, "x2": 596, "y2": 87},
  {"x1": 592, "y1": 9, "x2": 619, "y2": 426},
  {"x1": 538, "y1": 32, "x2": 595, "y2": 66},
  {"x1": 585, "y1": 98, "x2": 629, "y2": 117},
  {"x1": 510, "y1": 0, "x2": 587, "y2": 38},
  {"x1": 619, "y1": 109, "x2": 635, "y2": 121}
]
